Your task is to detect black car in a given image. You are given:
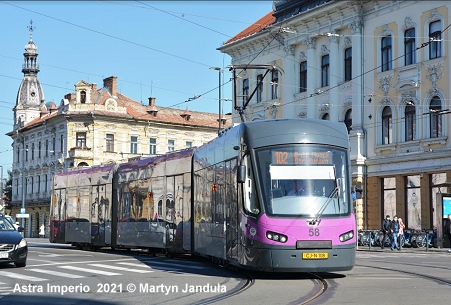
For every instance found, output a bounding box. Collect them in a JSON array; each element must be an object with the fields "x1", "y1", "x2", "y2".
[{"x1": 0, "y1": 215, "x2": 27, "y2": 267}]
